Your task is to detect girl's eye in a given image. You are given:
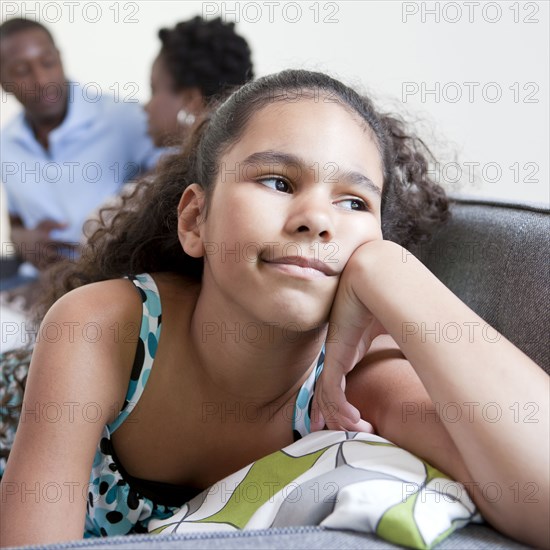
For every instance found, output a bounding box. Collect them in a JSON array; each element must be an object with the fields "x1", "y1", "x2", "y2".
[
  {"x1": 337, "y1": 198, "x2": 369, "y2": 212},
  {"x1": 258, "y1": 177, "x2": 291, "y2": 193}
]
